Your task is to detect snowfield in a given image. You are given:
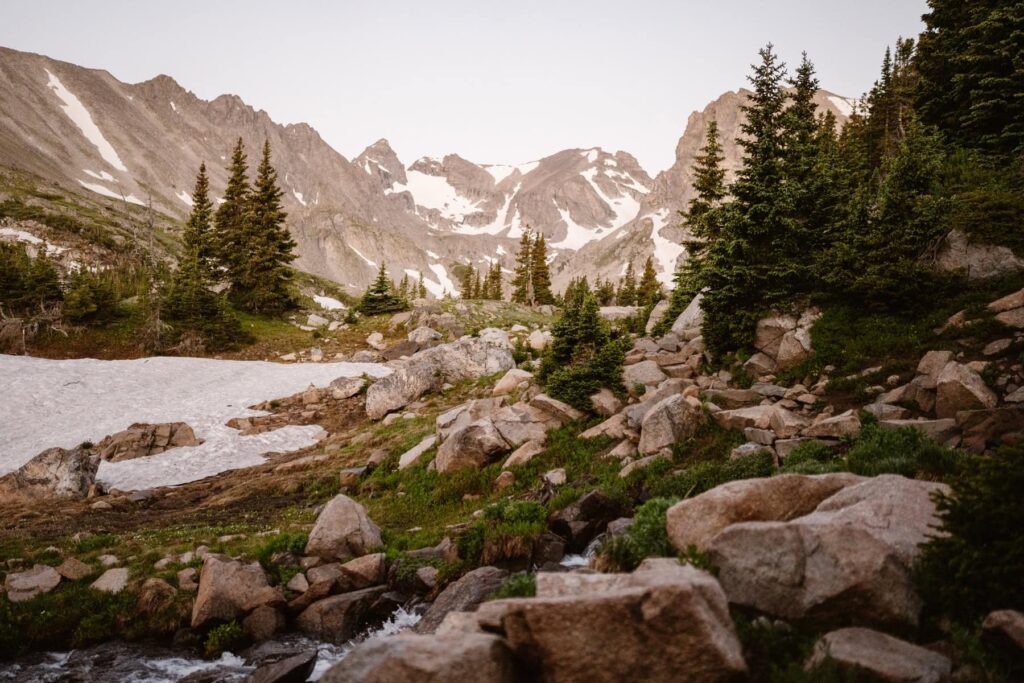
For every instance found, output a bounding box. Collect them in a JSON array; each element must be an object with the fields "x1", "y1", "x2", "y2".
[{"x1": 0, "y1": 355, "x2": 390, "y2": 491}]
